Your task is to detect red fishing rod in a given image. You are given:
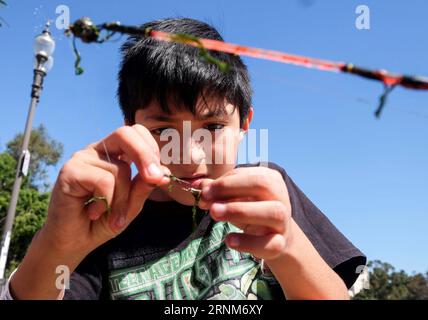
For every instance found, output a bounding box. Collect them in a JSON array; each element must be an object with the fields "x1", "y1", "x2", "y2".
[{"x1": 67, "y1": 17, "x2": 428, "y2": 118}]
